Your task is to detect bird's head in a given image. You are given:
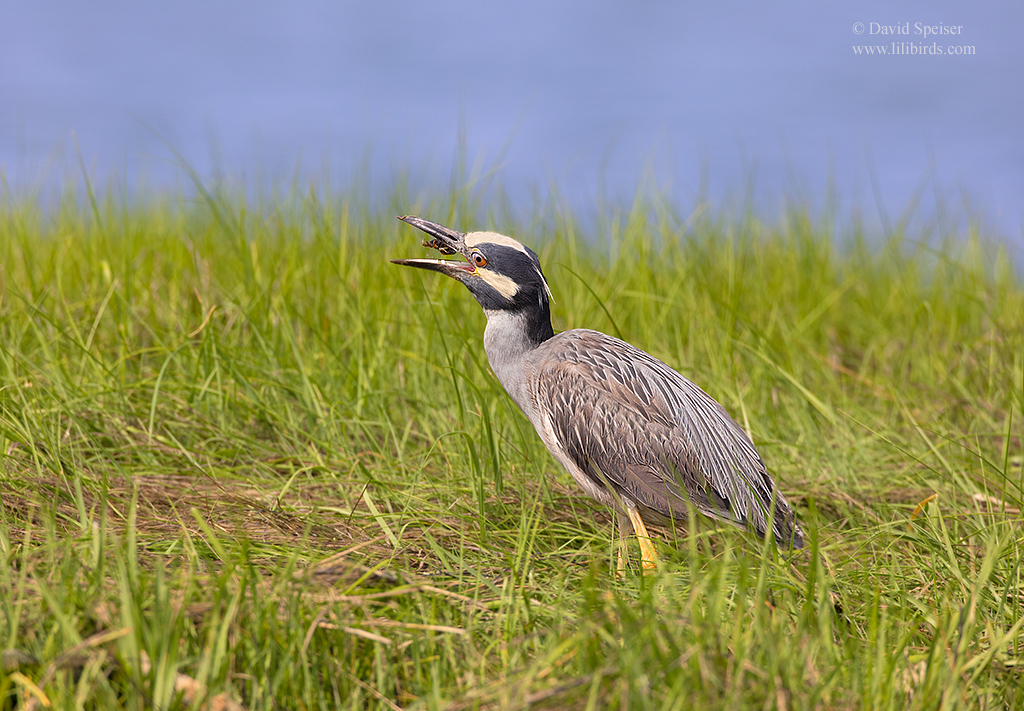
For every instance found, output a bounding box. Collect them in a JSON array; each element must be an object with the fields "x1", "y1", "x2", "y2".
[{"x1": 392, "y1": 216, "x2": 553, "y2": 315}]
